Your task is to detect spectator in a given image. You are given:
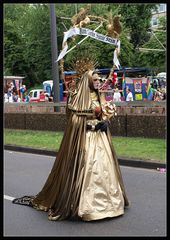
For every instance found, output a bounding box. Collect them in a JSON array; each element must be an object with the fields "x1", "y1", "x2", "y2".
[
  {"x1": 8, "y1": 90, "x2": 13, "y2": 103},
  {"x1": 12, "y1": 87, "x2": 17, "y2": 93},
  {"x1": 107, "y1": 79, "x2": 114, "y2": 89},
  {"x1": 126, "y1": 89, "x2": 133, "y2": 101},
  {"x1": 44, "y1": 91, "x2": 49, "y2": 102},
  {"x1": 13, "y1": 91, "x2": 19, "y2": 102},
  {"x1": 39, "y1": 91, "x2": 46, "y2": 102},
  {"x1": 4, "y1": 92, "x2": 9, "y2": 102},
  {"x1": 7, "y1": 82, "x2": 13, "y2": 92},
  {"x1": 100, "y1": 78, "x2": 113, "y2": 90},
  {"x1": 161, "y1": 87, "x2": 166, "y2": 100},
  {"x1": 24, "y1": 93, "x2": 30, "y2": 102},
  {"x1": 113, "y1": 88, "x2": 121, "y2": 102},
  {"x1": 48, "y1": 96, "x2": 53, "y2": 102},
  {"x1": 152, "y1": 79, "x2": 158, "y2": 89},
  {"x1": 153, "y1": 90, "x2": 161, "y2": 101}
]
